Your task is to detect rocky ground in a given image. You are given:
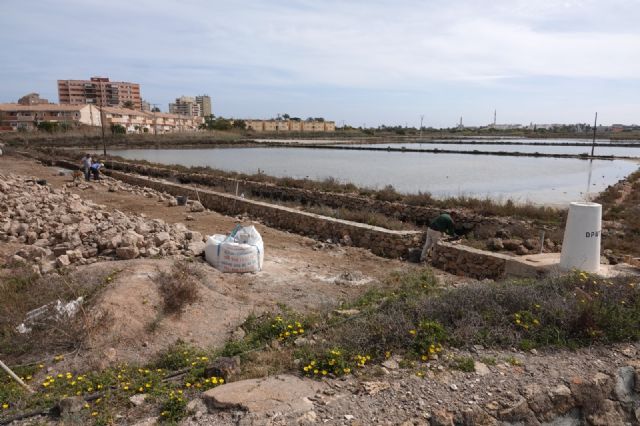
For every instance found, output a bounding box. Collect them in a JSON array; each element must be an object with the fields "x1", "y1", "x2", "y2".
[
  {"x1": 1, "y1": 172, "x2": 209, "y2": 273},
  {"x1": 0, "y1": 154, "x2": 430, "y2": 365},
  {"x1": 2, "y1": 154, "x2": 640, "y2": 426},
  {"x1": 184, "y1": 343, "x2": 640, "y2": 426}
]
